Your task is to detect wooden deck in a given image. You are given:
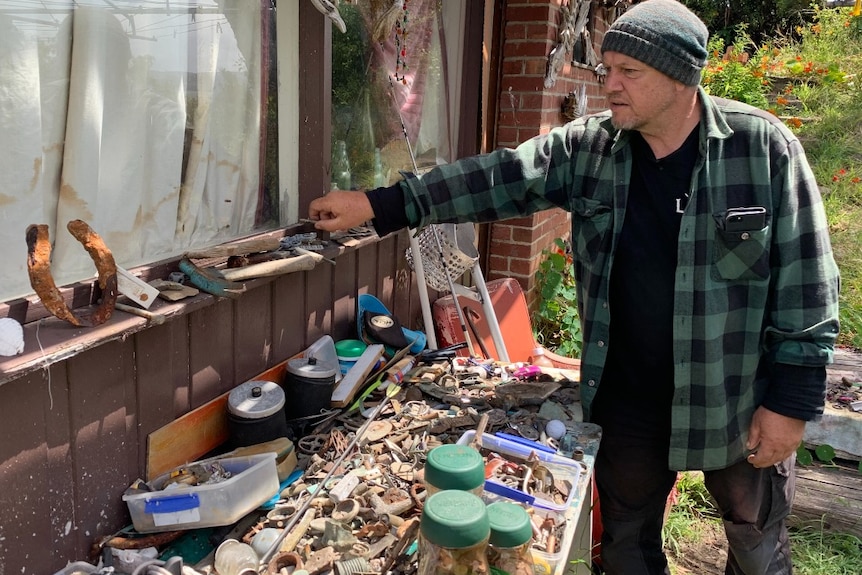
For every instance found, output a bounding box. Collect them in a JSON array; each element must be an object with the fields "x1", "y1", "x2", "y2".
[
  {"x1": 791, "y1": 346, "x2": 862, "y2": 537},
  {"x1": 792, "y1": 463, "x2": 862, "y2": 537}
]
